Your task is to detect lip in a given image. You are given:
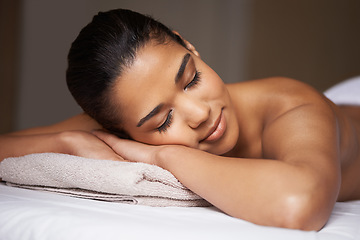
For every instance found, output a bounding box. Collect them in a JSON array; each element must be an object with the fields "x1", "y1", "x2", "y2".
[{"x1": 200, "y1": 110, "x2": 226, "y2": 143}]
